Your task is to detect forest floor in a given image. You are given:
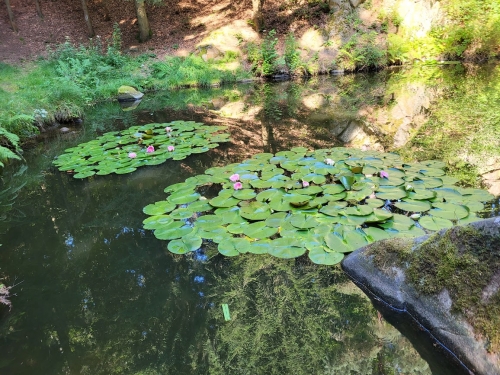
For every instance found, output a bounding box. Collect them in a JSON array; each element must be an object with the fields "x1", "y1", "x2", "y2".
[{"x1": 0, "y1": 0, "x2": 328, "y2": 63}]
